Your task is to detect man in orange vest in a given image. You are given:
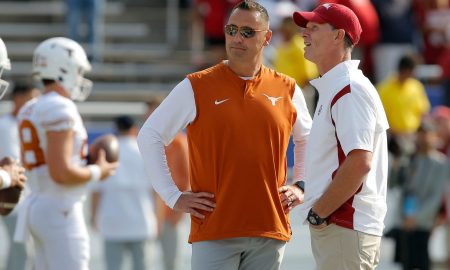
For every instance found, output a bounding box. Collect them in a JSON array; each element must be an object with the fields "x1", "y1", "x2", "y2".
[{"x1": 138, "y1": 1, "x2": 312, "y2": 269}]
